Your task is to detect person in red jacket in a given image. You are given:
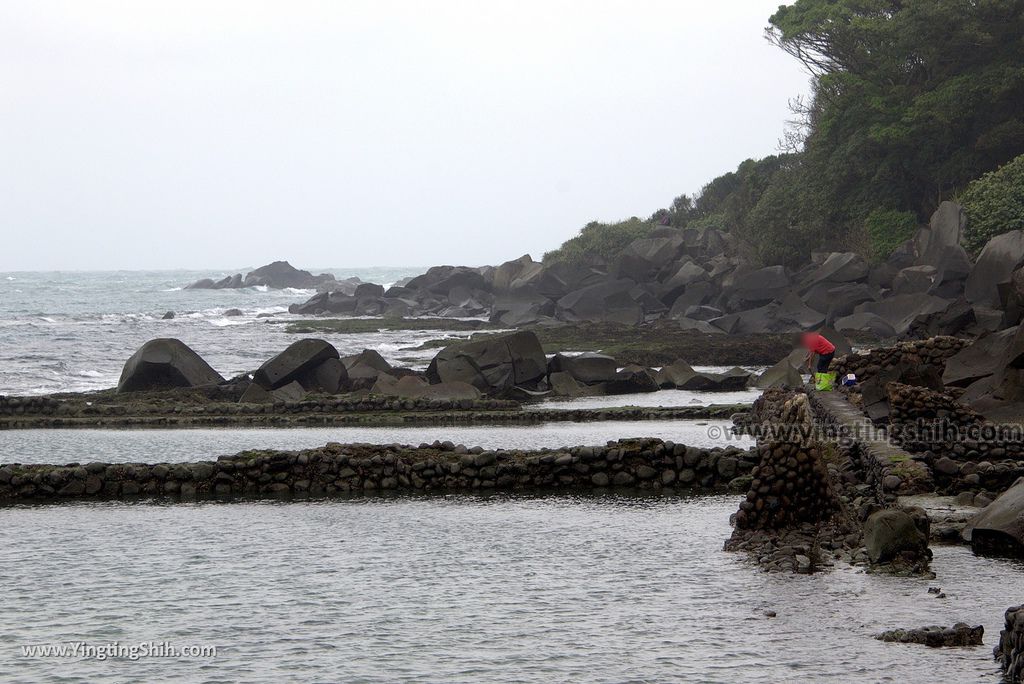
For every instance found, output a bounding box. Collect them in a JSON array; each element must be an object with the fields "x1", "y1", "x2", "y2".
[{"x1": 800, "y1": 330, "x2": 836, "y2": 374}]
